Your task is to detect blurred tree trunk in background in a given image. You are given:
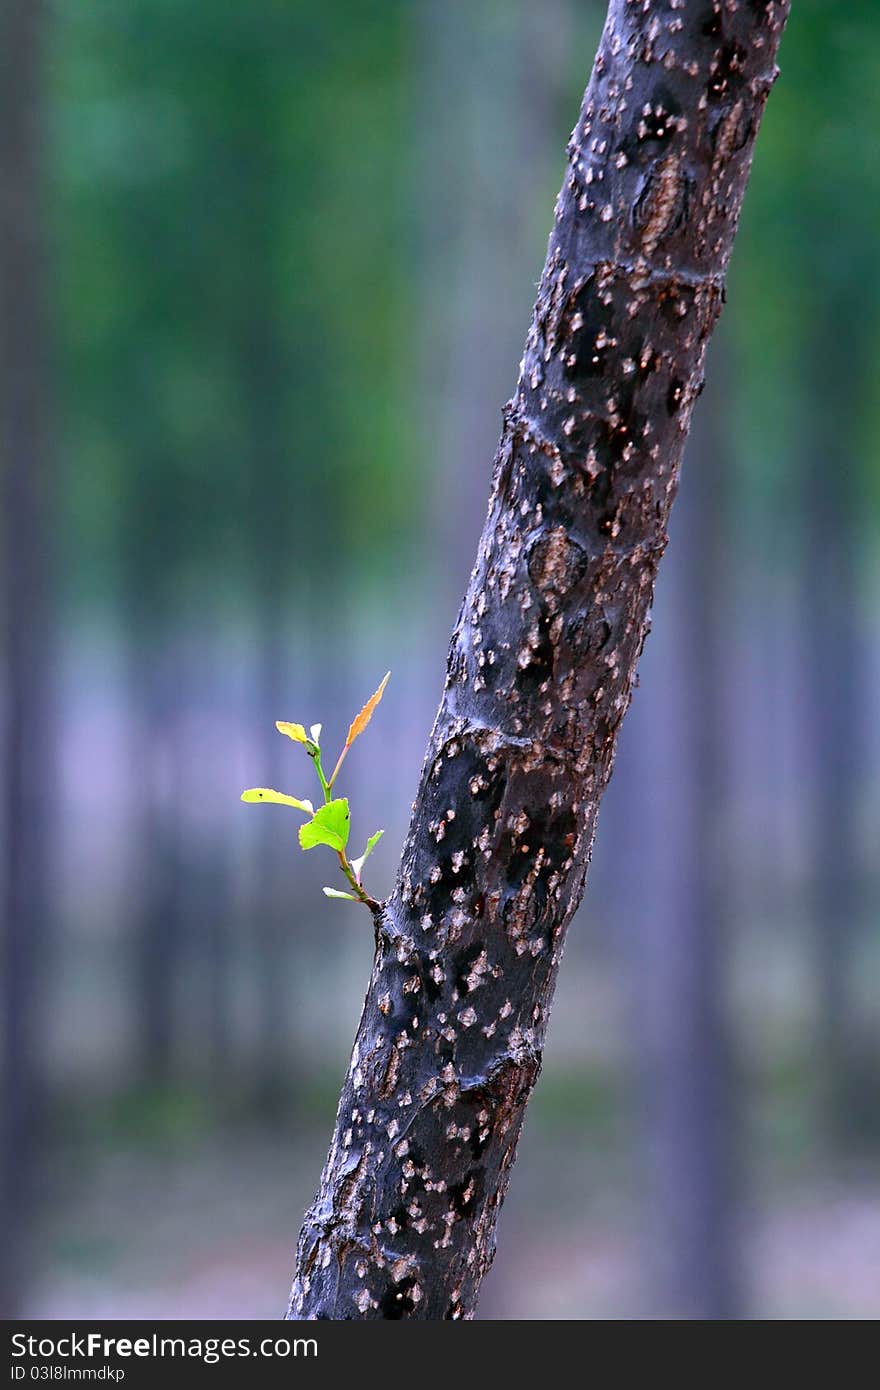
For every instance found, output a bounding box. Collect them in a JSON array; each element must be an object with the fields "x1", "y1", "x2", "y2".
[
  {"x1": 238, "y1": 146, "x2": 293, "y2": 1113},
  {"x1": 129, "y1": 556, "x2": 186, "y2": 1088},
  {"x1": 805, "y1": 318, "x2": 869, "y2": 1148},
  {"x1": 618, "y1": 364, "x2": 741, "y2": 1319},
  {"x1": 117, "y1": 193, "x2": 190, "y2": 1089},
  {"x1": 418, "y1": 0, "x2": 578, "y2": 589},
  {"x1": 653, "y1": 366, "x2": 739, "y2": 1312},
  {"x1": 0, "y1": 0, "x2": 51, "y2": 1315},
  {"x1": 681, "y1": 367, "x2": 741, "y2": 1315}
]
